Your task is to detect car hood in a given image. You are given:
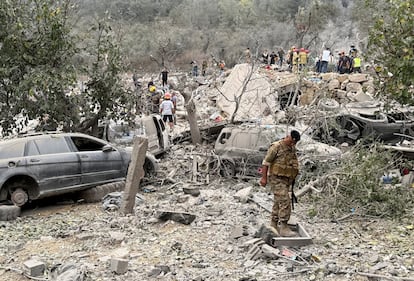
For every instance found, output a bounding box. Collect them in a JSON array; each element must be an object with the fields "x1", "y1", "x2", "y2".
[{"x1": 296, "y1": 139, "x2": 342, "y2": 160}]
